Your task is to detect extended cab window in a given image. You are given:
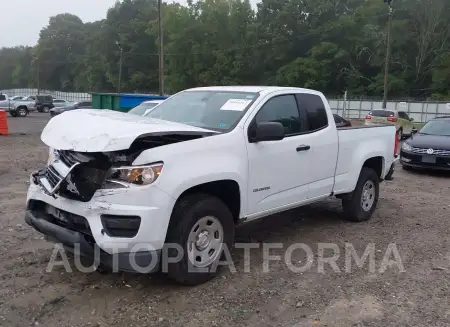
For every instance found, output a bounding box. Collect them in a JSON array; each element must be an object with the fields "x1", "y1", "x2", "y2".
[
  {"x1": 255, "y1": 95, "x2": 301, "y2": 135},
  {"x1": 296, "y1": 94, "x2": 328, "y2": 131},
  {"x1": 398, "y1": 111, "x2": 409, "y2": 120}
]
